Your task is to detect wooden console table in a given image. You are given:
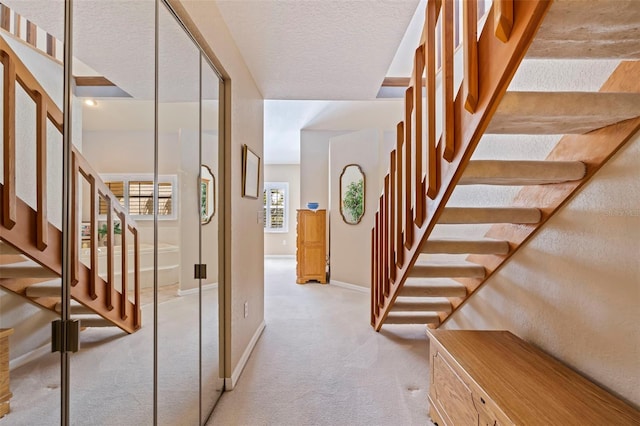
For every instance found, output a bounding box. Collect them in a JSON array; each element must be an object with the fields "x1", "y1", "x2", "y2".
[
  {"x1": 0, "y1": 328, "x2": 14, "y2": 418},
  {"x1": 427, "y1": 329, "x2": 640, "y2": 425}
]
